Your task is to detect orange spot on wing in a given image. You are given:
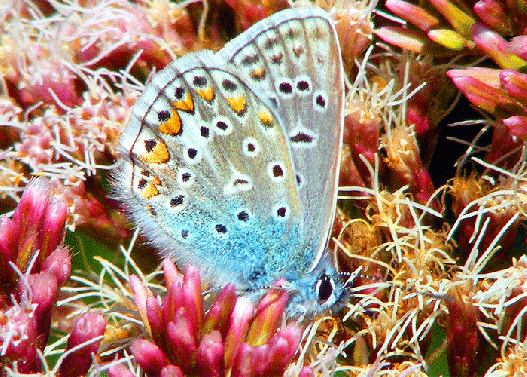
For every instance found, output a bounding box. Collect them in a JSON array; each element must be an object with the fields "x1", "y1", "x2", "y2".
[
  {"x1": 140, "y1": 176, "x2": 162, "y2": 199},
  {"x1": 226, "y1": 95, "x2": 247, "y2": 116},
  {"x1": 250, "y1": 68, "x2": 266, "y2": 80},
  {"x1": 257, "y1": 110, "x2": 274, "y2": 128},
  {"x1": 174, "y1": 92, "x2": 194, "y2": 112},
  {"x1": 141, "y1": 181, "x2": 159, "y2": 199},
  {"x1": 143, "y1": 140, "x2": 170, "y2": 163},
  {"x1": 196, "y1": 87, "x2": 215, "y2": 102},
  {"x1": 159, "y1": 110, "x2": 182, "y2": 136}
]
